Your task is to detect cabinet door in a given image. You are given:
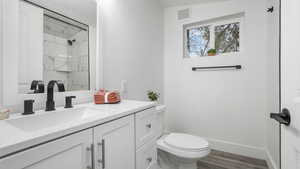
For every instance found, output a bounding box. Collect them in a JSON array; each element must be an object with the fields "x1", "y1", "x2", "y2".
[
  {"x1": 93, "y1": 115, "x2": 135, "y2": 169},
  {"x1": 0, "y1": 129, "x2": 93, "y2": 169},
  {"x1": 136, "y1": 139, "x2": 157, "y2": 169}
]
